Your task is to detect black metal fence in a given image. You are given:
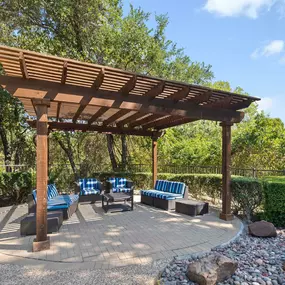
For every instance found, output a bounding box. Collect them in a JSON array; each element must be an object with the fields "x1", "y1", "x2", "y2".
[{"x1": 1, "y1": 163, "x2": 285, "y2": 178}]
